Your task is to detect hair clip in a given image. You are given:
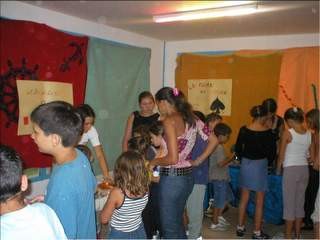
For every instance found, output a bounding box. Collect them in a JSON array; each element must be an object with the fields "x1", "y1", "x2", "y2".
[
  {"x1": 293, "y1": 107, "x2": 298, "y2": 112},
  {"x1": 173, "y1": 87, "x2": 179, "y2": 96}
]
